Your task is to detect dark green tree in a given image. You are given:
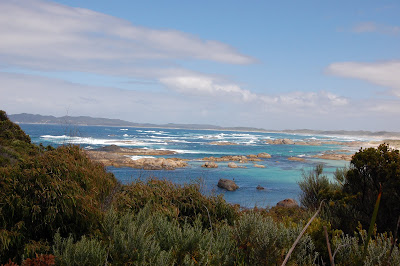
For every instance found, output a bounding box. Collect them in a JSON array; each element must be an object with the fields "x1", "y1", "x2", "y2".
[{"x1": 344, "y1": 144, "x2": 400, "y2": 233}]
